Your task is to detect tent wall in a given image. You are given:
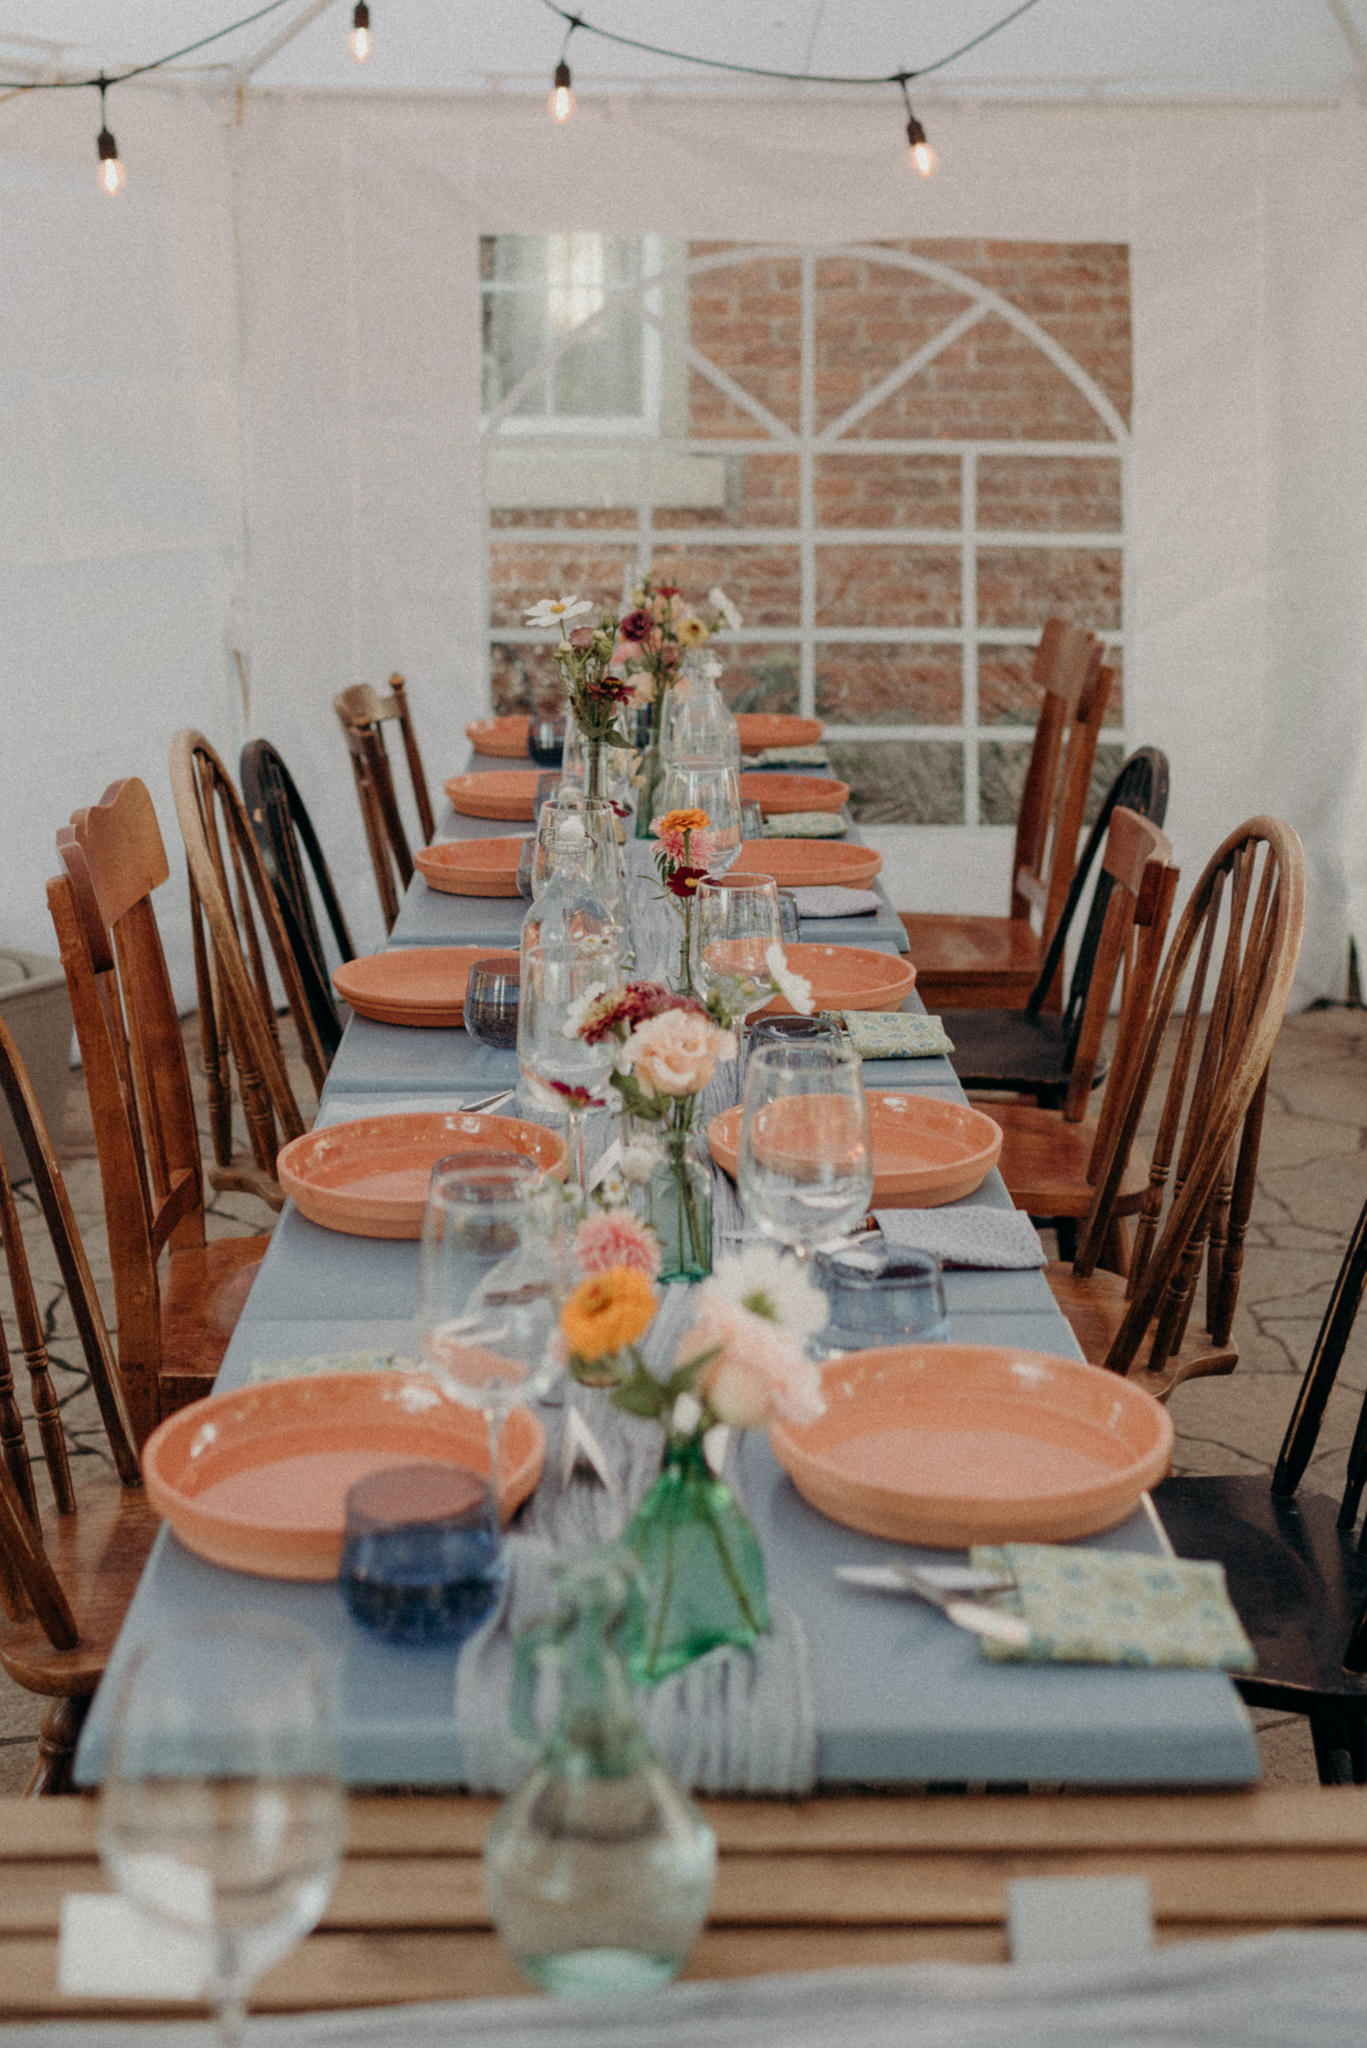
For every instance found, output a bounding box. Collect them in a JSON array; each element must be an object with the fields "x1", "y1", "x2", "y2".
[{"x1": 2, "y1": 90, "x2": 1364, "y2": 1000}]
